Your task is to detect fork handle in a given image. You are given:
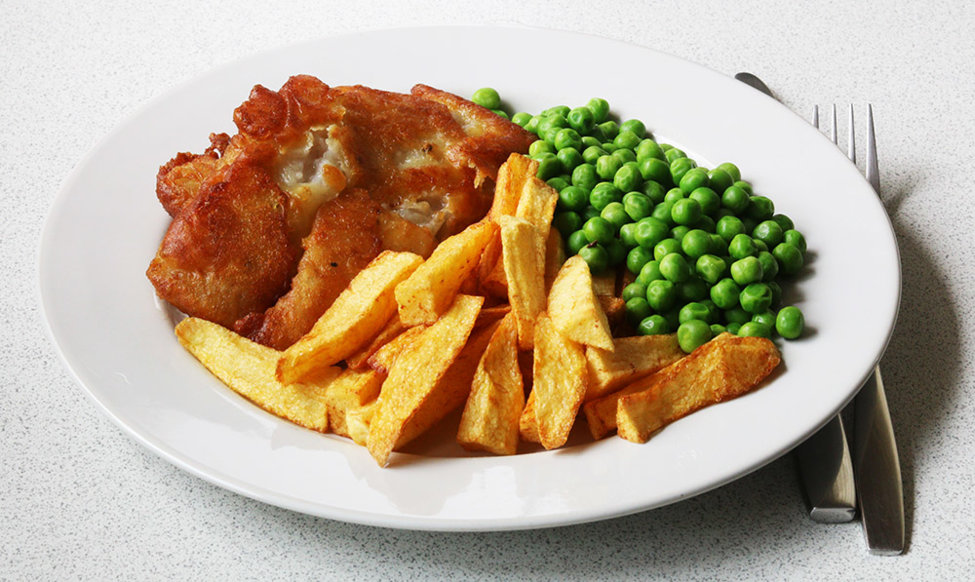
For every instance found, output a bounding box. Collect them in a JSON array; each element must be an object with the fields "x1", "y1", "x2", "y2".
[{"x1": 853, "y1": 366, "x2": 905, "y2": 554}]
